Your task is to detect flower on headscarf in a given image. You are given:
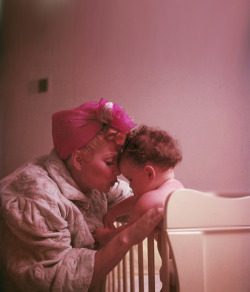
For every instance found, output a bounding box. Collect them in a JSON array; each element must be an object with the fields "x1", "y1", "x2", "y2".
[
  {"x1": 115, "y1": 132, "x2": 127, "y2": 145},
  {"x1": 98, "y1": 101, "x2": 113, "y2": 124},
  {"x1": 104, "y1": 128, "x2": 127, "y2": 146},
  {"x1": 97, "y1": 98, "x2": 136, "y2": 132}
]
